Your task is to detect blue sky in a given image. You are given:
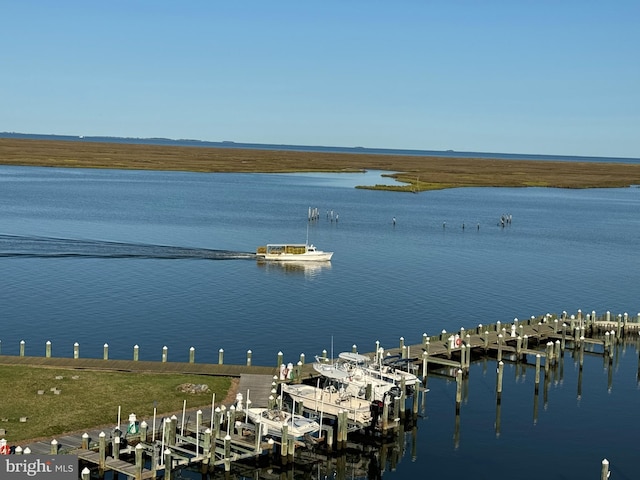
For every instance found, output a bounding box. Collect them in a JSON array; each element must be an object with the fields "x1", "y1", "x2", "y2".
[{"x1": 2, "y1": 1, "x2": 639, "y2": 158}]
